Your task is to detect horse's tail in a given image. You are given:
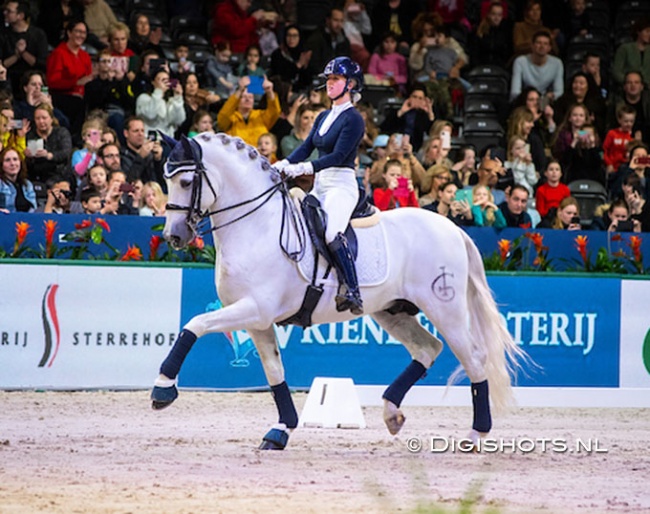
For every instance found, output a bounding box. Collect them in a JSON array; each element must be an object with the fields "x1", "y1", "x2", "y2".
[{"x1": 454, "y1": 229, "x2": 527, "y2": 413}]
